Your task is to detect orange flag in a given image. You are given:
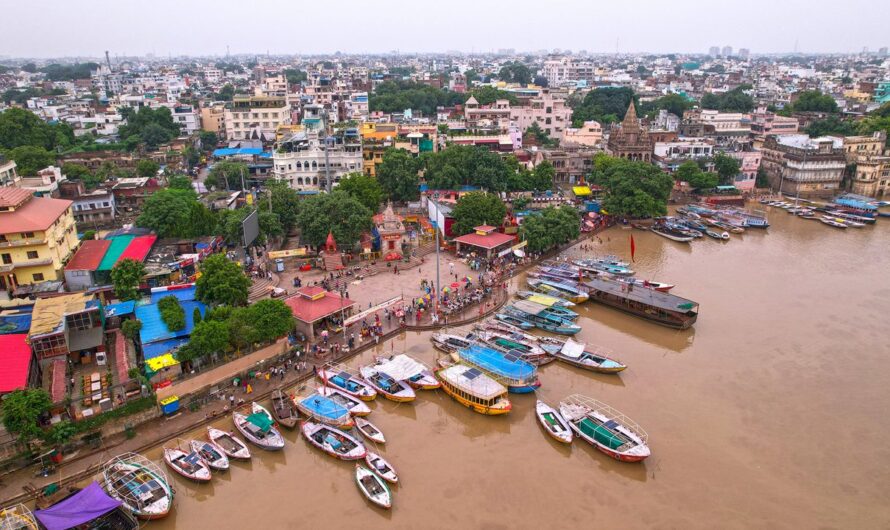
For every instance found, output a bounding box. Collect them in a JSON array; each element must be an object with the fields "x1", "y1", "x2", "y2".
[{"x1": 630, "y1": 235, "x2": 636, "y2": 262}]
